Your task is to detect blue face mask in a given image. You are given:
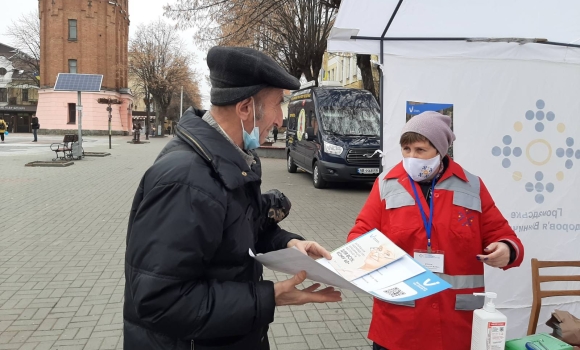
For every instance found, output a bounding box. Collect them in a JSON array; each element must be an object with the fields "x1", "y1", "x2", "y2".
[{"x1": 242, "y1": 99, "x2": 260, "y2": 150}]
